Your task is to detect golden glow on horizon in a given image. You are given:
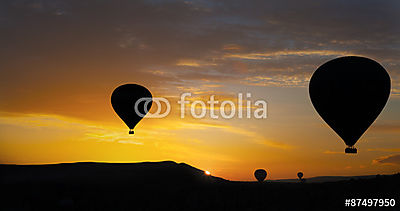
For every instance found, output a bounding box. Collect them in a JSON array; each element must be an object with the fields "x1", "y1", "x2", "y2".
[{"x1": 0, "y1": 102, "x2": 399, "y2": 181}]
